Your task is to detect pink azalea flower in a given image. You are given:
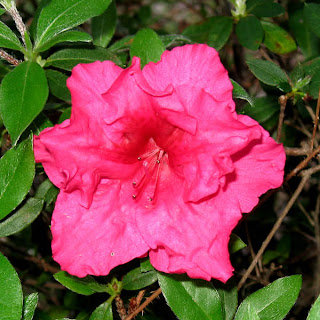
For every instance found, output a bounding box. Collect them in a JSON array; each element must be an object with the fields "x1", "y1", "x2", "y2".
[{"x1": 34, "y1": 44, "x2": 285, "y2": 282}]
